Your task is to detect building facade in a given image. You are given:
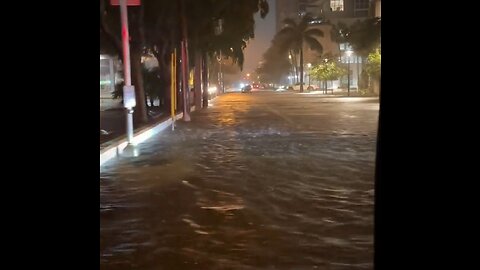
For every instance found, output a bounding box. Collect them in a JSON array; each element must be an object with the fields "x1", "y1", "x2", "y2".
[
  {"x1": 276, "y1": 0, "x2": 380, "y2": 90},
  {"x1": 100, "y1": 55, "x2": 122, "y2": 111}
]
